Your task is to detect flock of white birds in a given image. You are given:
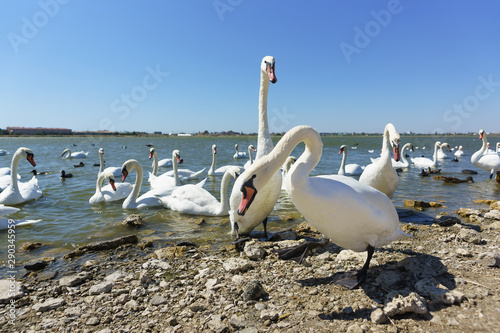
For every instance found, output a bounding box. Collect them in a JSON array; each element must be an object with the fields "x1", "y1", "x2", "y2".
[{"x1": 1, "y1": 56, "x2": 500, "y2": 288}]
